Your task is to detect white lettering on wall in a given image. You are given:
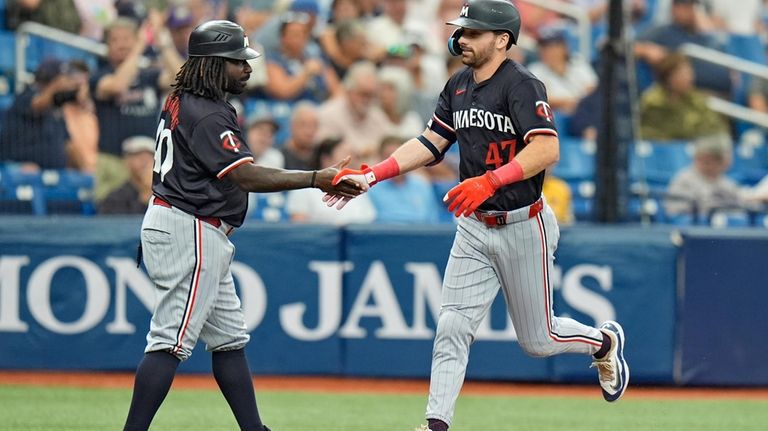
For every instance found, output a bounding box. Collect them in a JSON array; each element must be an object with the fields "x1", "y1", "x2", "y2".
[
  {"x1": 27, "y1": 256, "x2": 110, "y2": 334},
  {"x1": 106, "y1": 257, "x2": 155, "y2": 334},
  {"x1": 561, "y1": 264, "x2": 615, "y2": 325},
  {"x1": 280, "y1": 261, "x2": 352, "y2": 341},
  {"x1": 405, "y1": 263, "x2": 442, "y2": 338},
  {"x1": 339, "y1": 261, "x2": 411, "y2": 339},
  {"x1": 232, "y1": 261, "x2": 268, "y2": 331},
  {"x1": 0, "y1": 256, "x2": 30, "y2": 331}
]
